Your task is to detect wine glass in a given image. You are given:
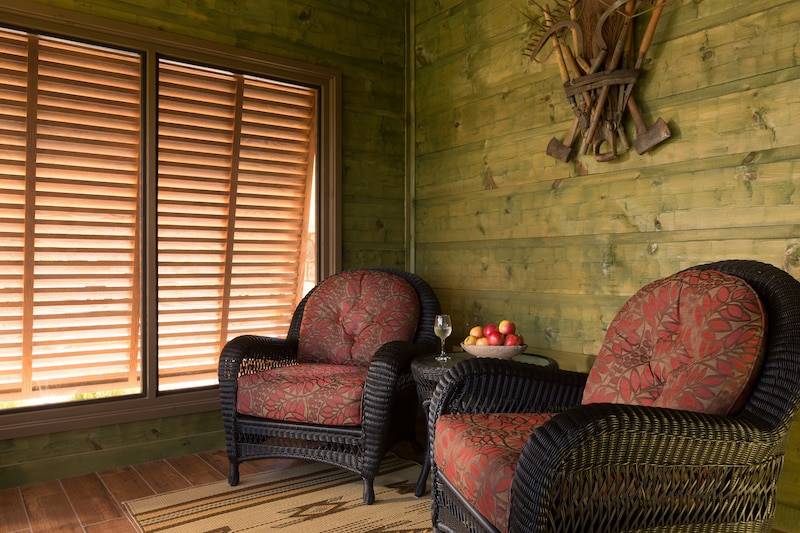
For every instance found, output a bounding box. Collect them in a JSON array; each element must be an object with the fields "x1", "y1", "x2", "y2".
[{"x1": 434, "y1": 314, "x2": 452, "y2": 363}]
